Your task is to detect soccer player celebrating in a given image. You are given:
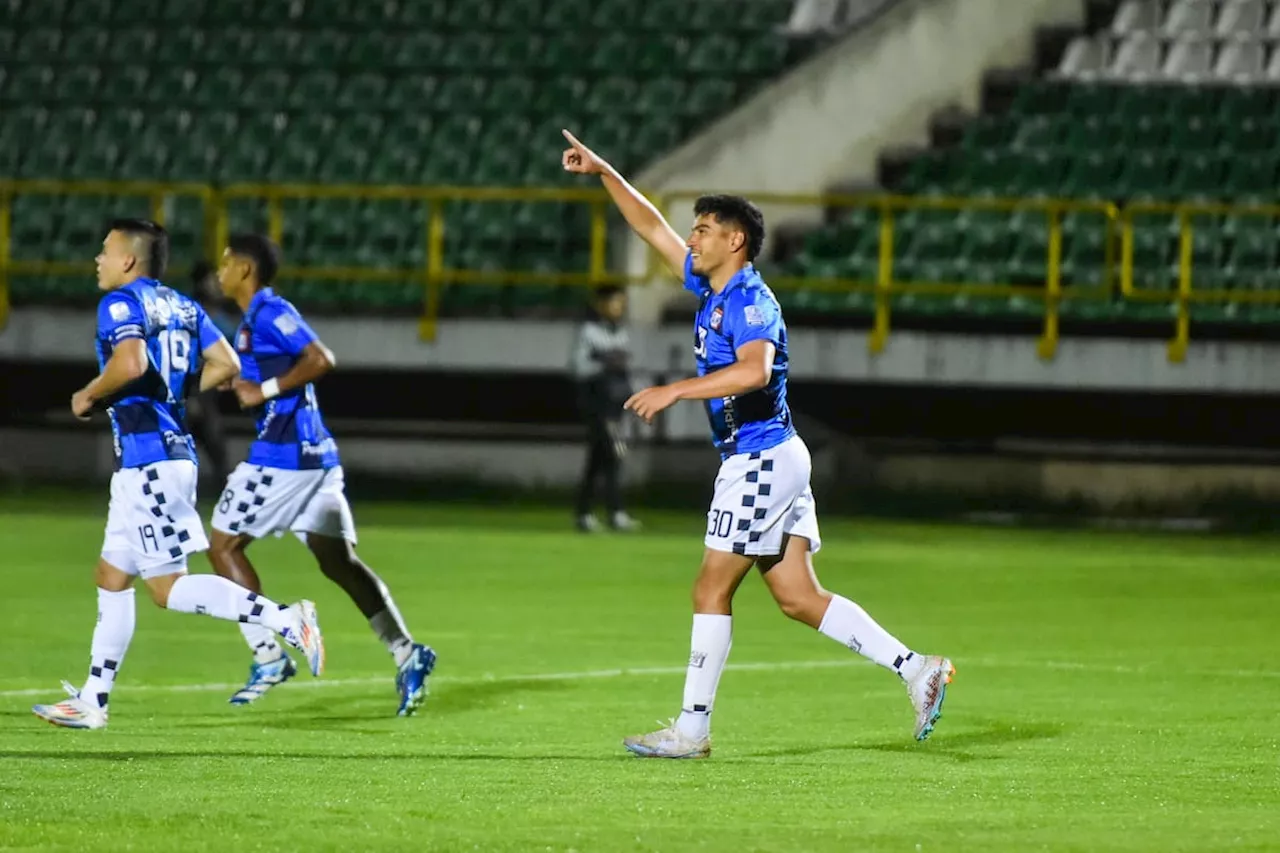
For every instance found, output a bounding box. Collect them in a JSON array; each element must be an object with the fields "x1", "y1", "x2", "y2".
[
  {"x1": 32, "y1": 220, "x2": 324, "y2": 731},
  {"x1": 560, "y1": 132, "x2": 955, "y2": 758},
  {"x1": 208, "y1": 234, "x2": 436, "y2": 716}
]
